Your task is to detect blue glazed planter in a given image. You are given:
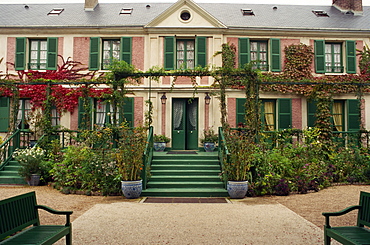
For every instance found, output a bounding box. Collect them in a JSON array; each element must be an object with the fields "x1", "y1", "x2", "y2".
[
  {"x1": 121, "y1": 180, "x2": 142, "y2": 199},
  {"x1": 153, "y1": 142, "x2": 166, "y2": 152},
  {"x1": 203, "y1": 142, "x2": 216, "y2": 152},
  {"x1": 227, "y1": 181, "x2": 248, "y2": 199}
]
